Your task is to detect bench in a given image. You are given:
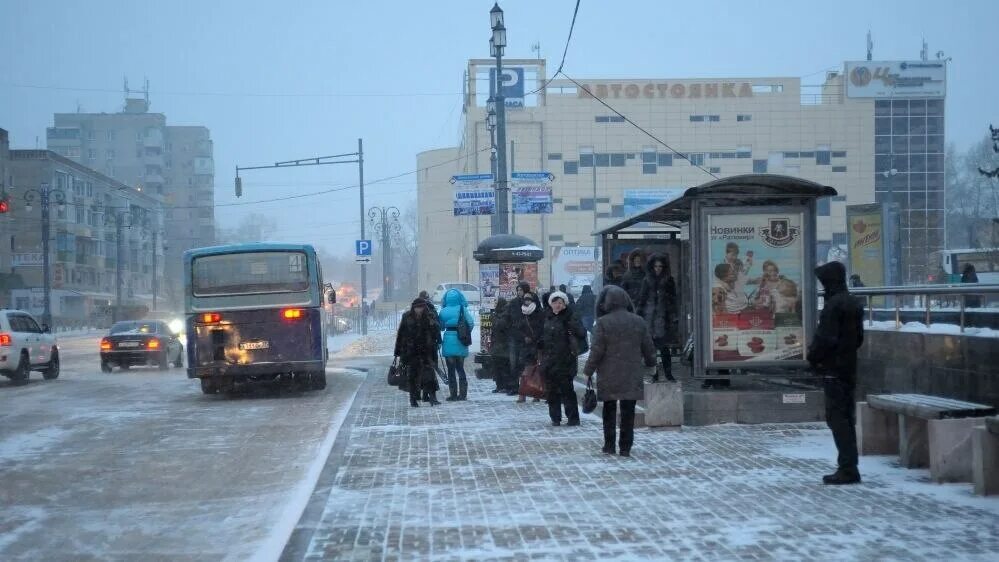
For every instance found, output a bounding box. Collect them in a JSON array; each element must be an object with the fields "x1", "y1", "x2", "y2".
[
  {"x1": 972, "y1": 416, "x2": 999, "y2": 495},
  {"x1": 857, "y1": 394, "x2": 997, "y2": 482}
]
